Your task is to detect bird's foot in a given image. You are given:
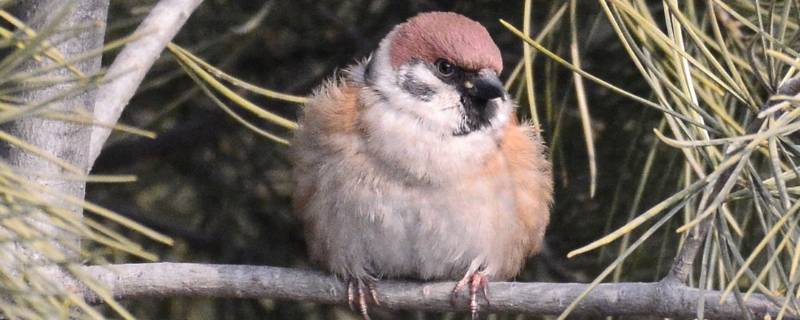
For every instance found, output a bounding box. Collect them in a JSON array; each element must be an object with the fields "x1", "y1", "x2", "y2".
[
  {"x1": 451, "y1": 271, "x2": 490, "y2": 319},
  {"x1": 346, "y1": 278, "x2": 380, "y2": 320}
]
